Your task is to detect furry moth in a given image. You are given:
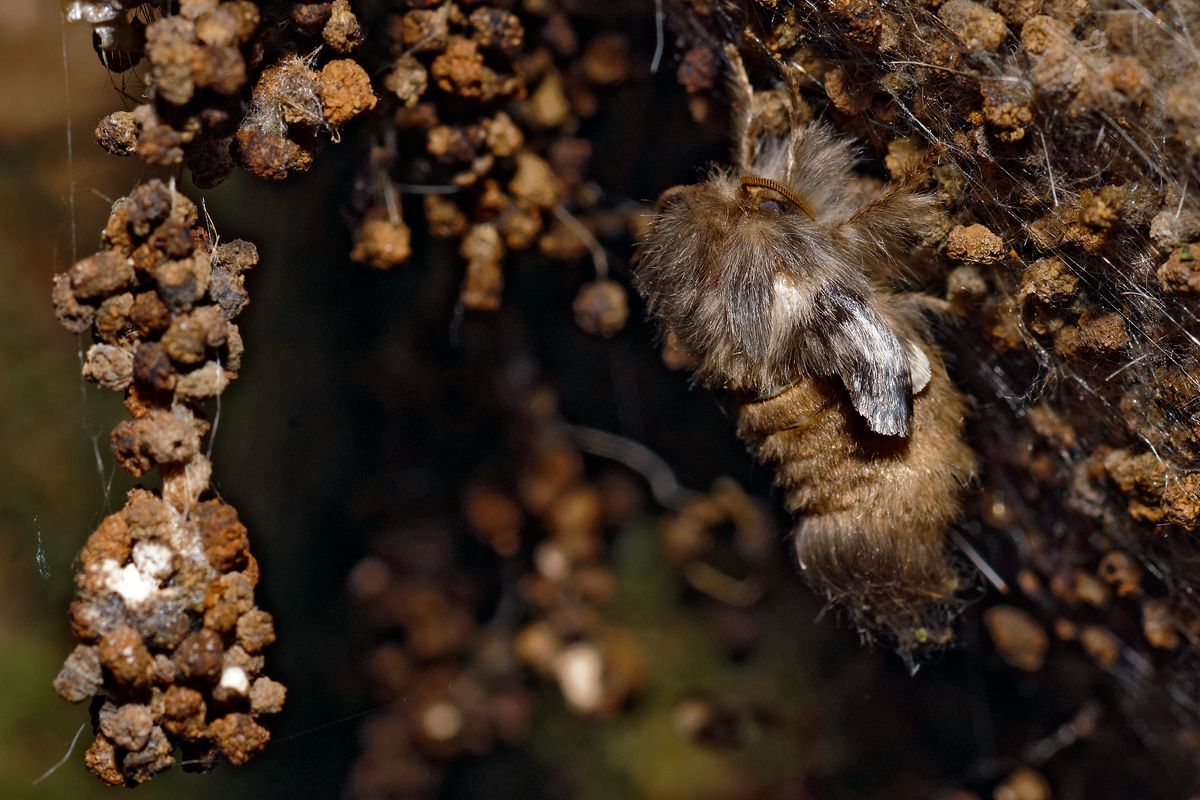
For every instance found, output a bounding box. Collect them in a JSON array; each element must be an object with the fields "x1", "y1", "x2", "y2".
[{"x1": 636, "y1": 49, "x2": 977, "y2": 648}]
